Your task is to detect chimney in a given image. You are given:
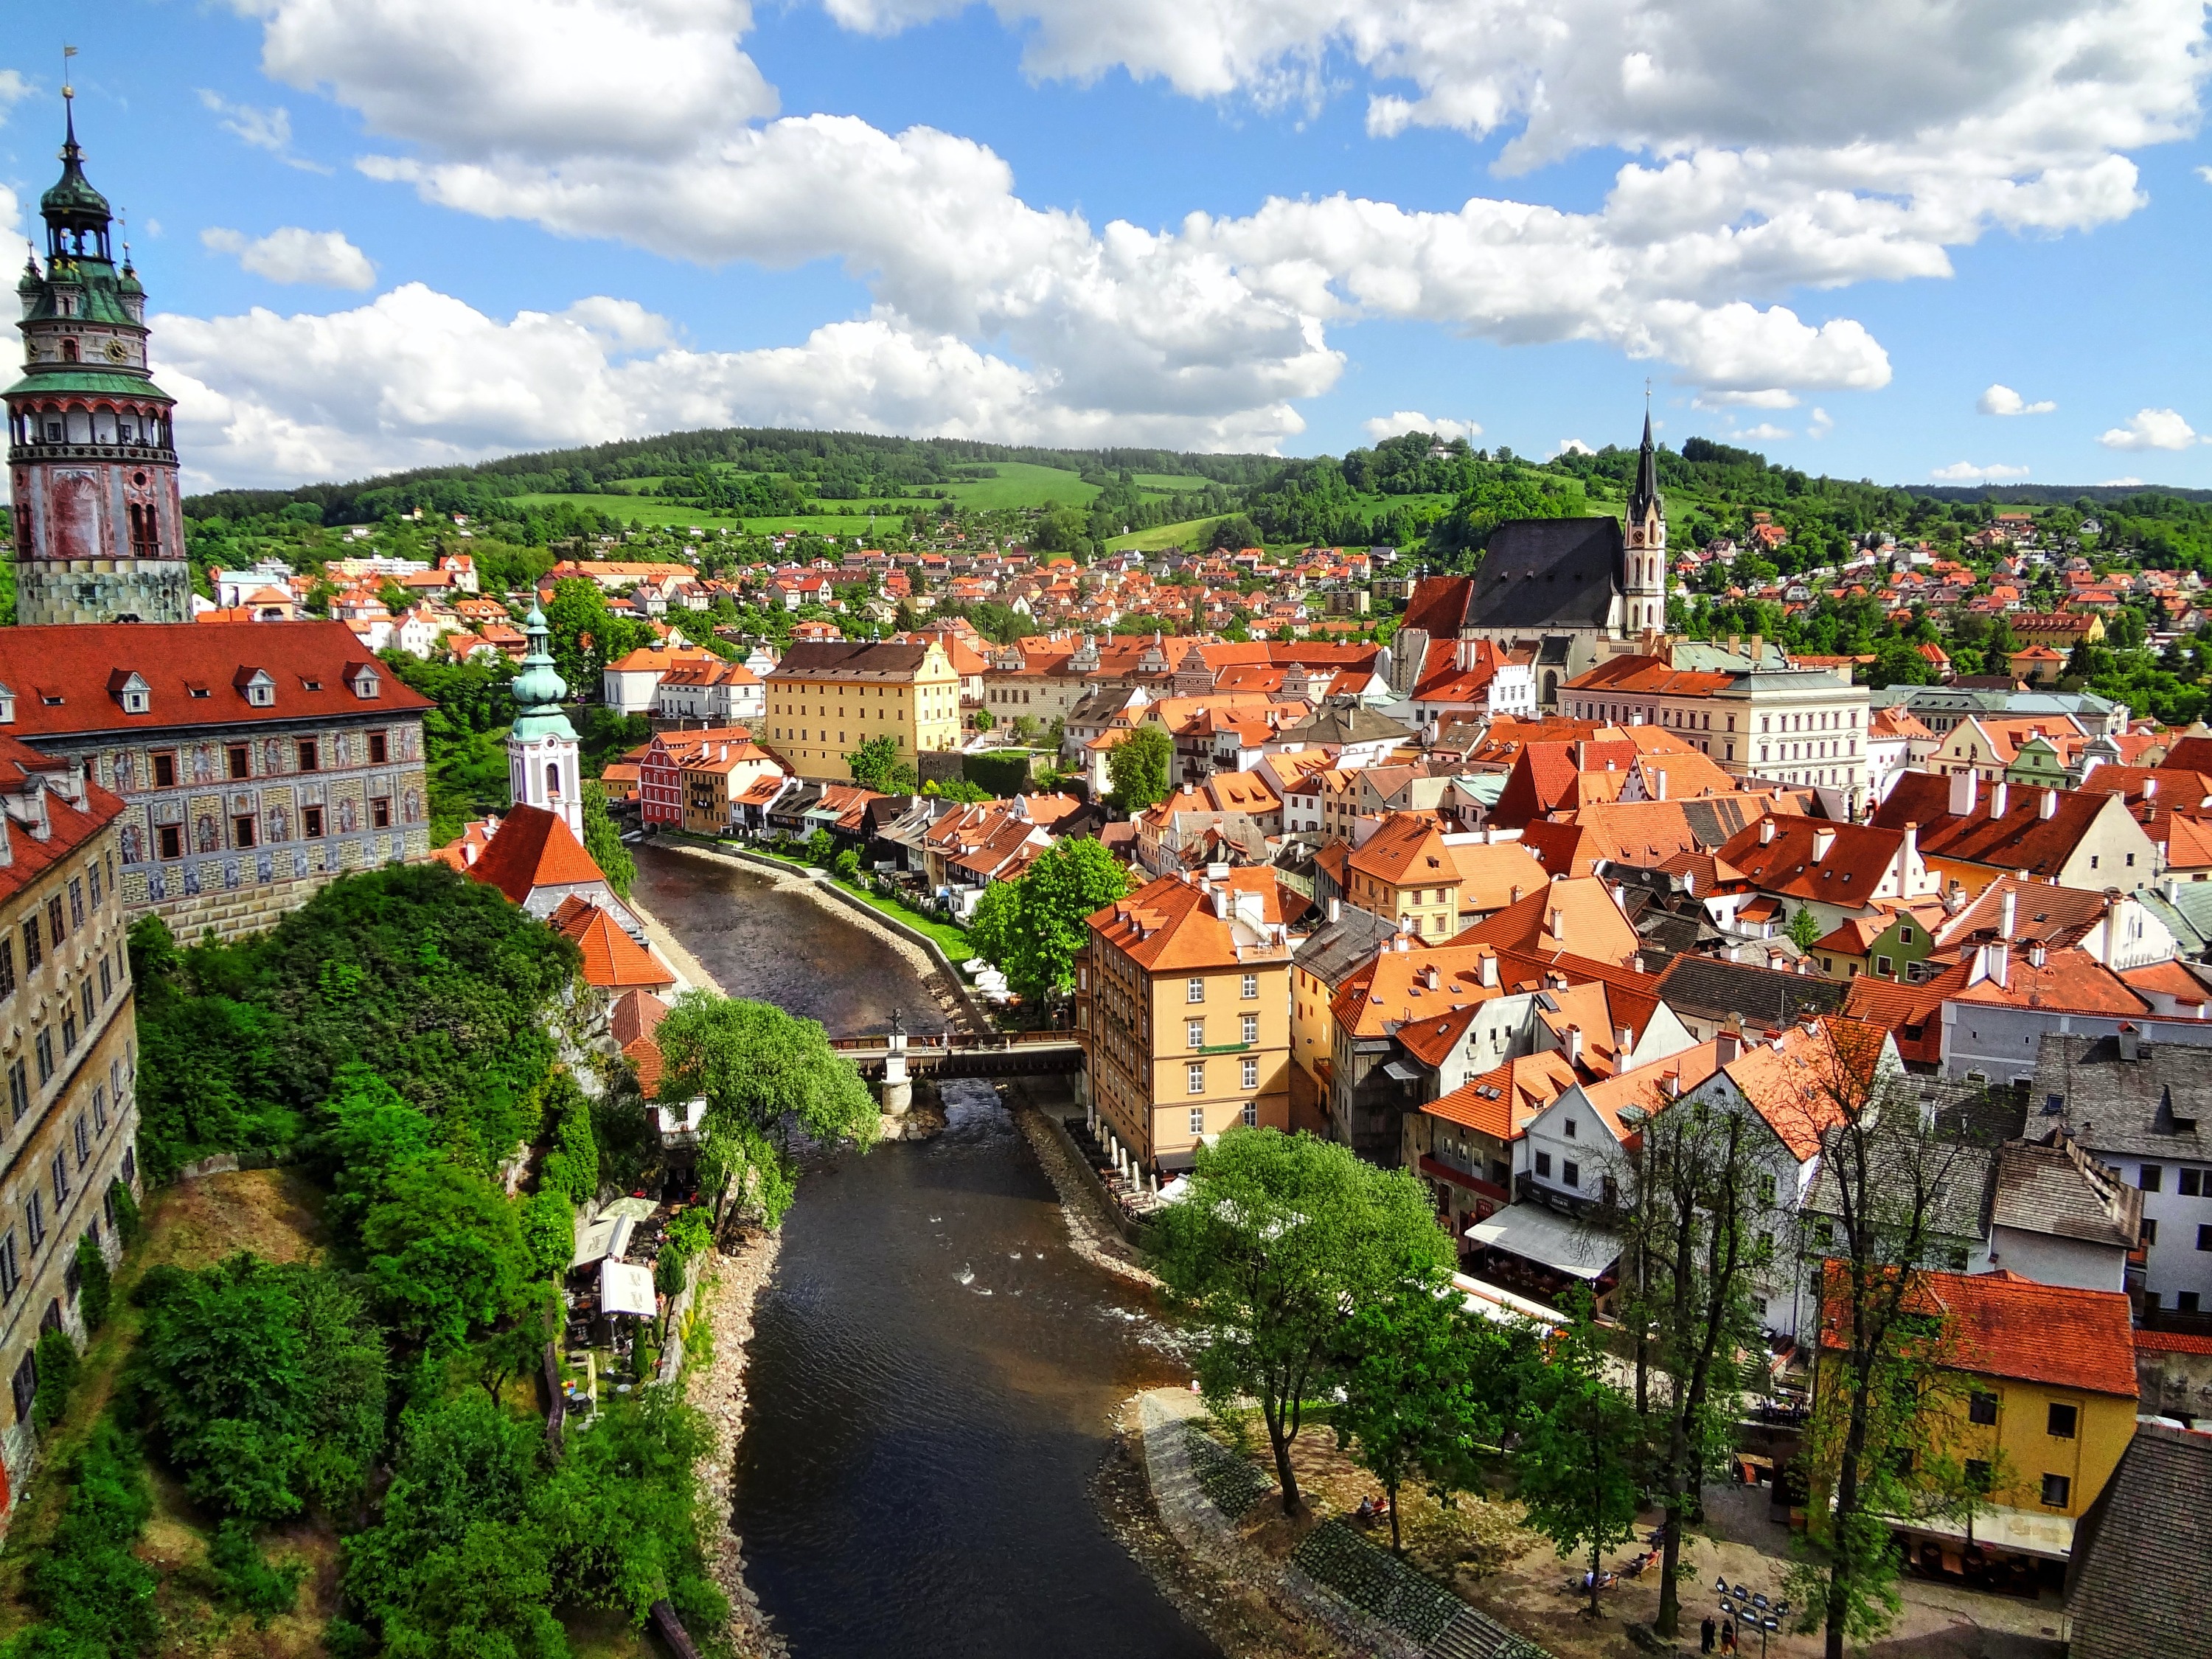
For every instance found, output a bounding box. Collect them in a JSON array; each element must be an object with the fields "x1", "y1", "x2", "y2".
[
  {"x1": 2119, "y1": 1022, "x2": 2143, "y2": 1061},
  {"x1": 1327, "y1": 897, "x2": 1342, "y2": 923},
  {"x1": 1948, "y1": 771, "x2": 1980, "y2": 816},
  {"x1": 1510, "y1": 885, "x2": 1523, "y2": 905},
  {"x1": 1565, "y1": 1025, "x2": 1584, "y2": 1065},
  {"x1": 1717, "y1": 1019, "x2": 1742, "y2": 1064},
  {"x1": 1661, "y1": 1070, "x2": 1682, "y2": 1099},
  {"x1": 1394, "y1": 933, "x2": 1411, "y2": 953},
  {"x1": 2040, "y1": 787, "x2": 2060, "y2": 820},
  {"x1": 2146, "y1": 776, "x2": 2160, "y2": 801},
  {"x1": 1654, "y1": 768, "x2": 1668, "y2": 801},
  {"x1": 1759, "y1": 818, "x2": 1777, "y2": 845},
  {"x1": 1548, "y1": 905, "x2": 1564, "y2": 940},
  {"x1": 1479, "y1": 954, "x2": 1498, "y2": 988},
  {"x1": 1727, "y1": 633, "x2": 1740, "y2": 657},
  {"x1": 1424, "y1": 964, "x2": 1441, "y2": 991},
  {"x1": 1812, "y1": 828, "x2": 1835, "y2": 862},
  {"x1": 2028, "y1": 939, "x2": 2048, "y2": 967},
  {"x1": 1613, "y1": 1024, "x2": 1632, "y2": 1074},
  {"x1": 1748, "y1": 633, "x2": 1763, "y2": 661},
  {"x1": 1988, "y1": 780, "x2": 2008, "y2": 819}
]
